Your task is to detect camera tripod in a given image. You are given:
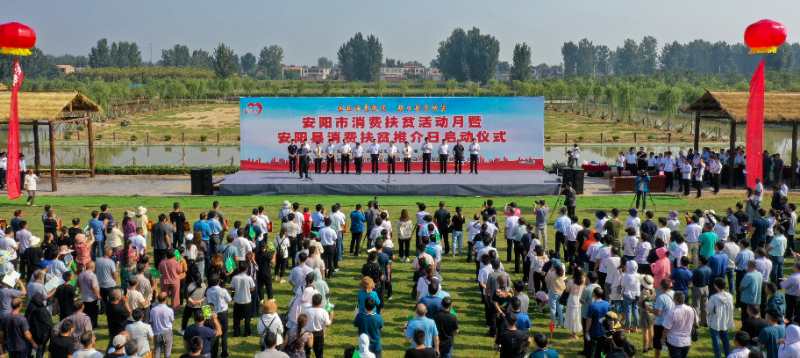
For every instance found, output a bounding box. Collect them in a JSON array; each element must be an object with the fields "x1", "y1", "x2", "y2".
[{"x1": 629, "y1": 191, "x2": 657, "y2": 211}]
